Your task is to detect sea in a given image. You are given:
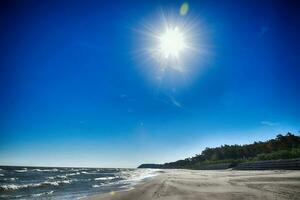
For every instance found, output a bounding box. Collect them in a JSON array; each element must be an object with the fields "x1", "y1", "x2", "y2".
[{"x1": 0, "y1": 166, "x2": 160, "y2": 199}]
